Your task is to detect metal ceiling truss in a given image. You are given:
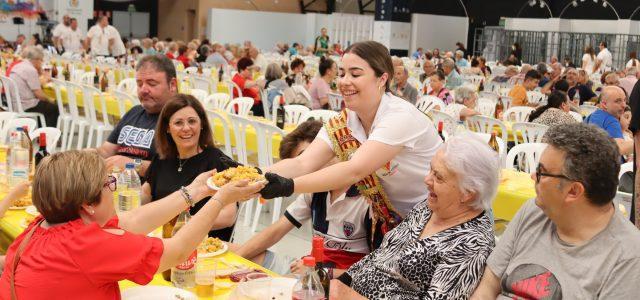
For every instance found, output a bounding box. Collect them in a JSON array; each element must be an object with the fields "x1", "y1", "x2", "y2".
[{"x1": 299, "y1": 0, "x2": 335, "y2": 14}]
